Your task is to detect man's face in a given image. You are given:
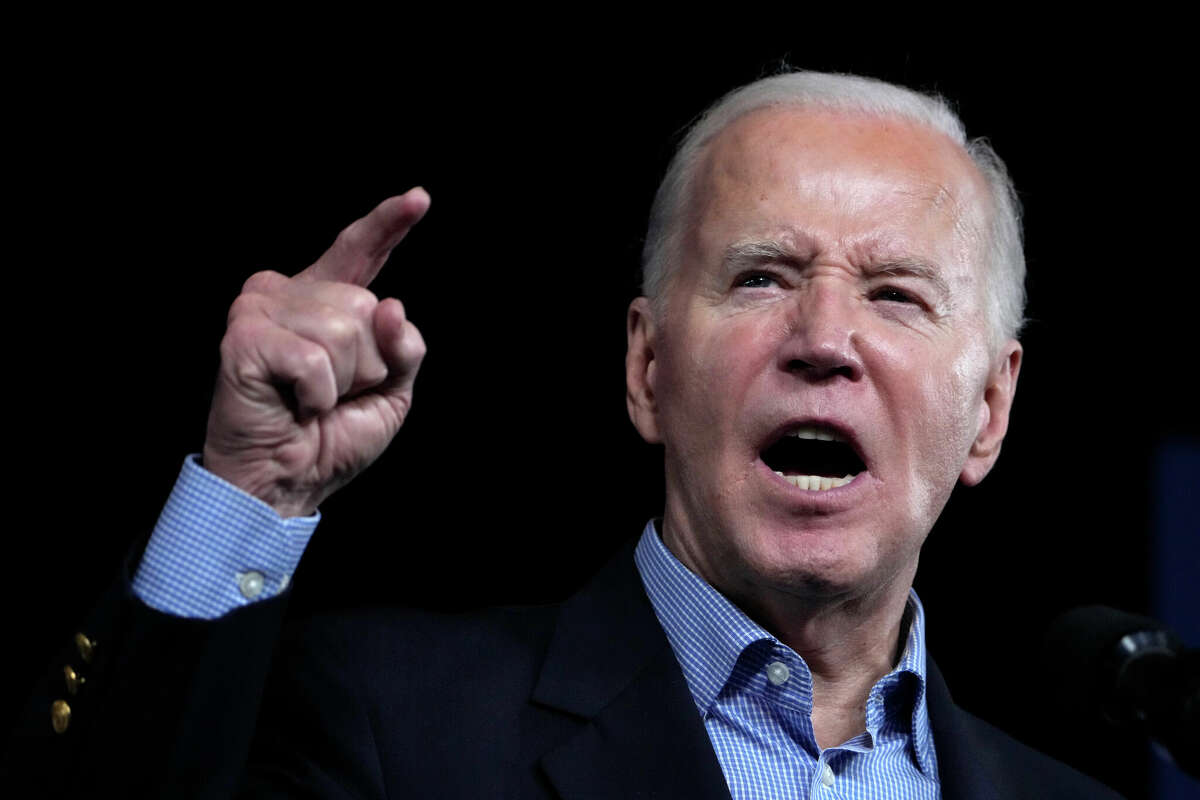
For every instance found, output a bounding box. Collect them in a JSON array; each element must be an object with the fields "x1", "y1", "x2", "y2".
[{"x1": 626, "y1": 108, "x2": 1021, "y2": 609}]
